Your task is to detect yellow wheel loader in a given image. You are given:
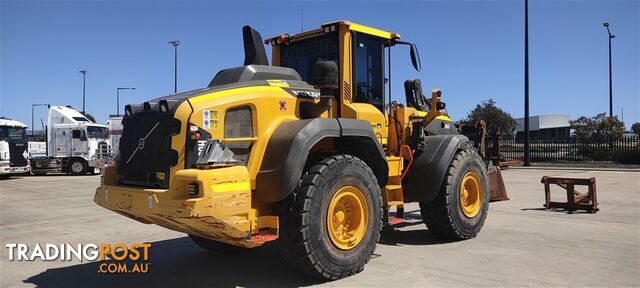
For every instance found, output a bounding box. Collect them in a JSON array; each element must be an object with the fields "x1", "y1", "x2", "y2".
[{"x1": 95, "y1": 21, "x2": 490, "y2": 279}]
